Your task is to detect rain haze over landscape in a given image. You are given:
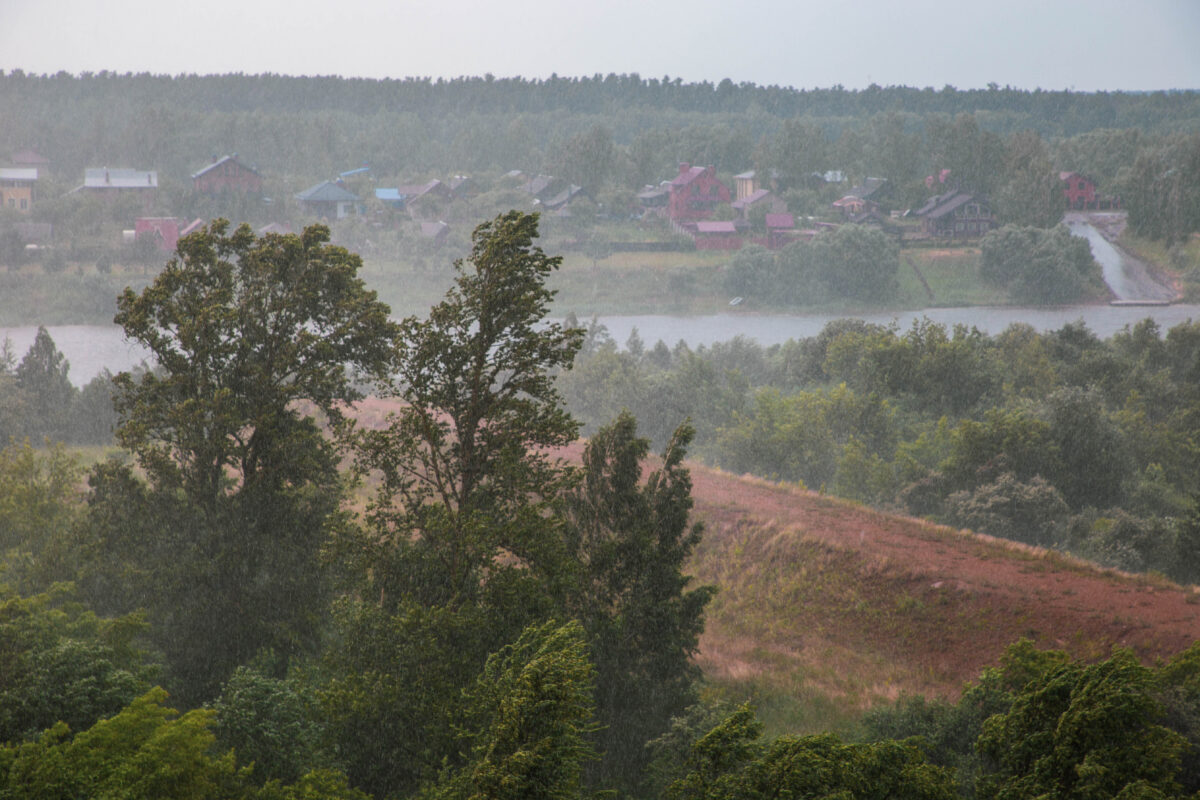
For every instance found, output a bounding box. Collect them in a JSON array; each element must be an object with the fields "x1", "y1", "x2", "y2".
[{"x1": 6, "y1": 3, "x2": 1200, "y2": 800}]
